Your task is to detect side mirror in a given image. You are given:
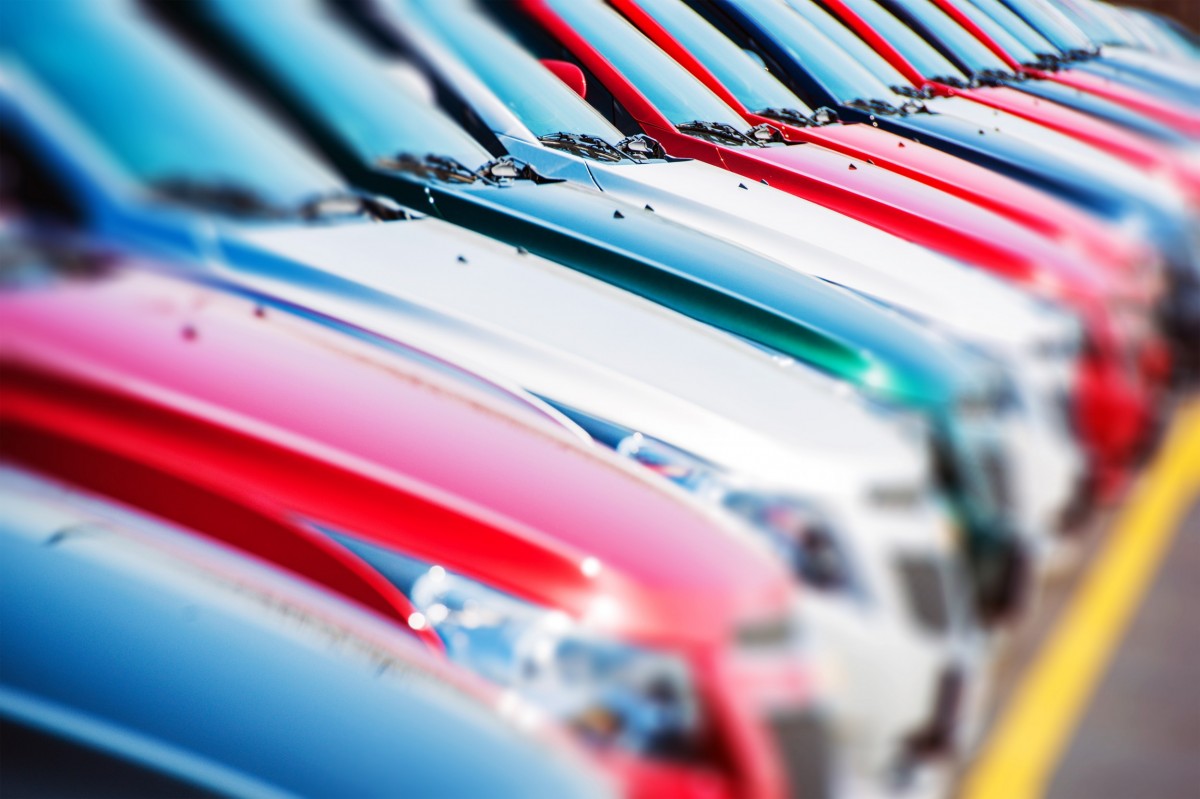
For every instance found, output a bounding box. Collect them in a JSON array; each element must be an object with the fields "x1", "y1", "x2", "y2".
[{"x1": 540, "y1": 59, "x2": 587, "y2": 100}]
